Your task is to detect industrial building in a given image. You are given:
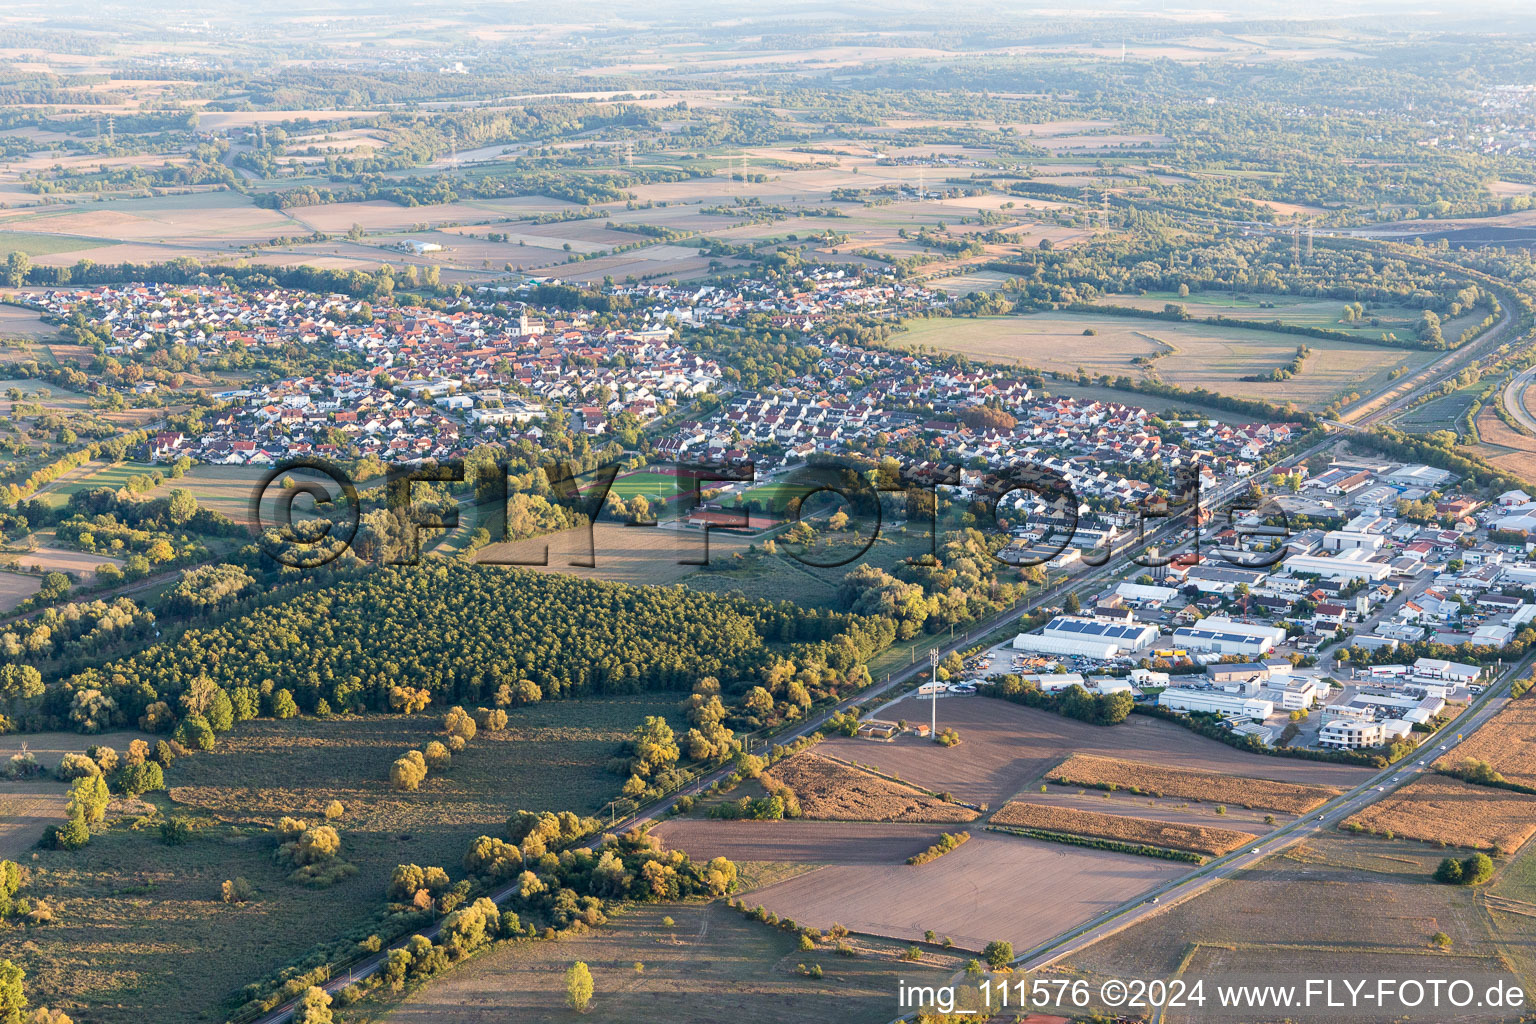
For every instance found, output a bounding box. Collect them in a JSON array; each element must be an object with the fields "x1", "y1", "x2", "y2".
[
  {"x1": 1040, "y1": 615, "x2": 1158, "y2": 653},
  {"x1": 1171, "y1": 617, "x2": 1287, "y2": 657},
  {"x1": 1281, "y1": 549, "x2": 1392, "y2": 583},
  {"x1": 1157, "y1": 687, "x2": 1274, "y2": 719},
  {"x1": 1011, "y1": 632, "x2": 1119, "y2": 660}
]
